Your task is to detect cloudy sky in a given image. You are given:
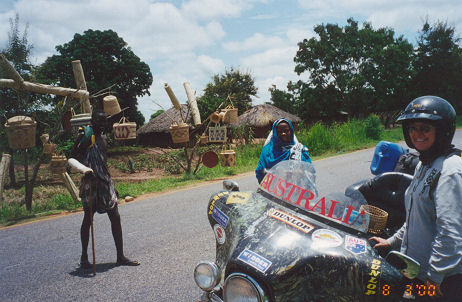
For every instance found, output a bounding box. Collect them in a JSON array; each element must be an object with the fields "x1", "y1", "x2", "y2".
[{"x1": 1, "y1": 0, "x2": 461, "y2": 121}]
